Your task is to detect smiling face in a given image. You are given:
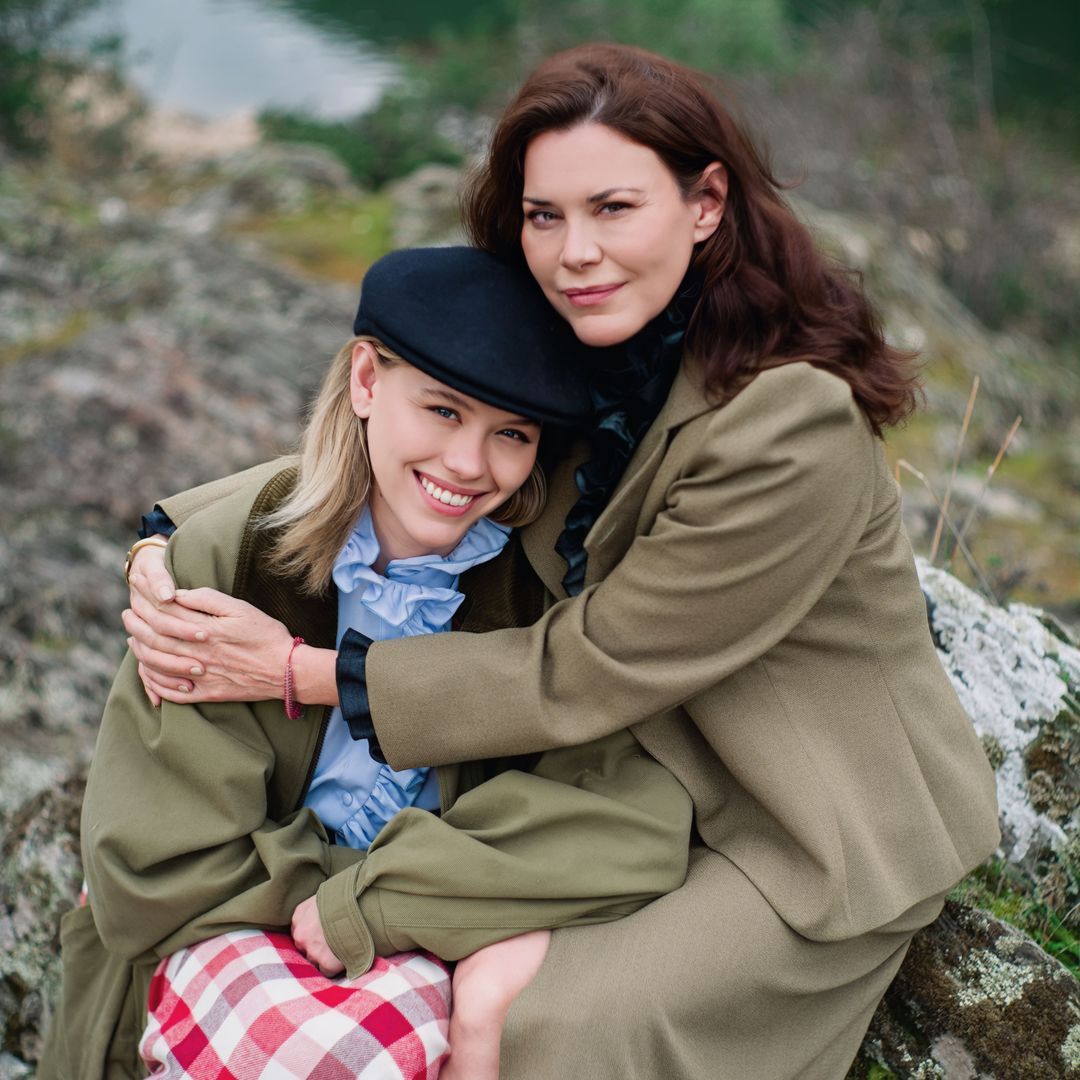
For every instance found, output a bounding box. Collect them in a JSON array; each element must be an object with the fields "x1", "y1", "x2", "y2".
[
  {"x1": 520, "y1": 122, "x2": 726, "y2": 347},
  {"x1": 350, "y1": 342, "x2": 540, "y2": 568}
]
